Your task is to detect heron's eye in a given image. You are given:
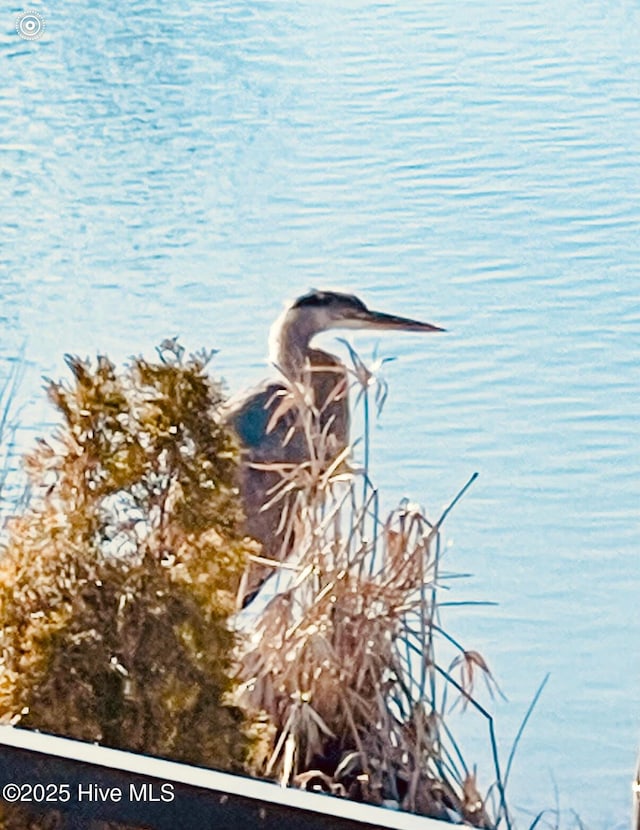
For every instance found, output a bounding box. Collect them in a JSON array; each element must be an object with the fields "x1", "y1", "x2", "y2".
[{"x1": 345, "y1": 295, "x2": 367, "y2": 312}]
